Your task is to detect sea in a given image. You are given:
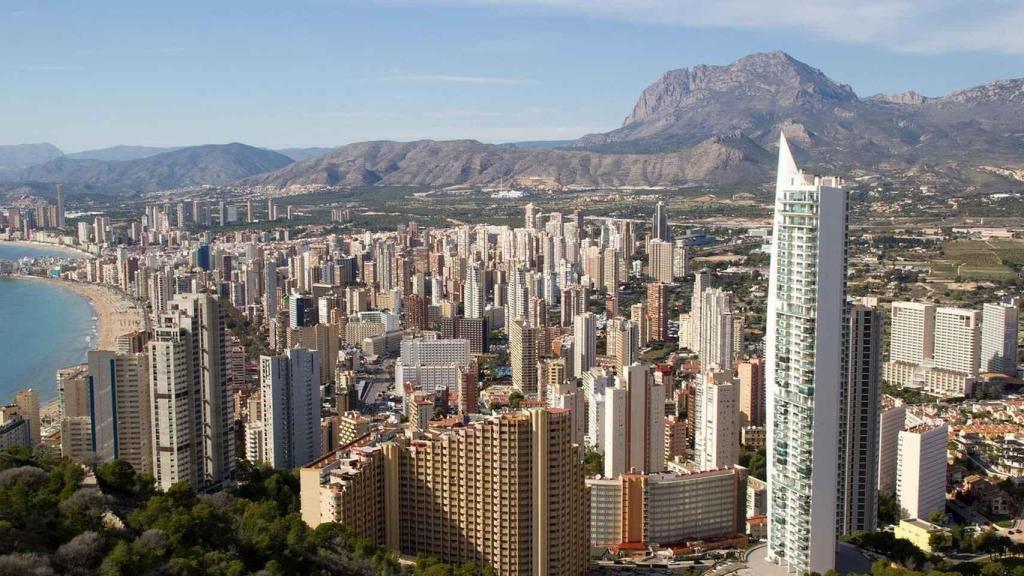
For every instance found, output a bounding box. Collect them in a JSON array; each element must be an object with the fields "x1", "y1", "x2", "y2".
[{"x1": 0, "y1": 243, "x2": 94, "y2": 403}]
